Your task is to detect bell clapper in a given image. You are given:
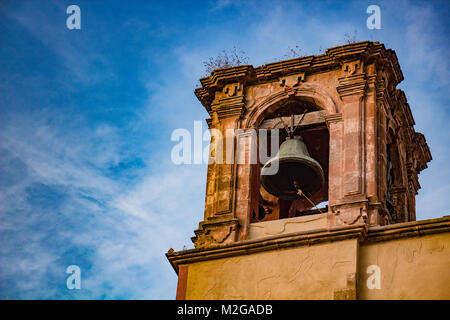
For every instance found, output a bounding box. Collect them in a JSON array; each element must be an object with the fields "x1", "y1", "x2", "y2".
[{"x1": 295, "y1": 185, "x2": 324, "y2": 214}]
